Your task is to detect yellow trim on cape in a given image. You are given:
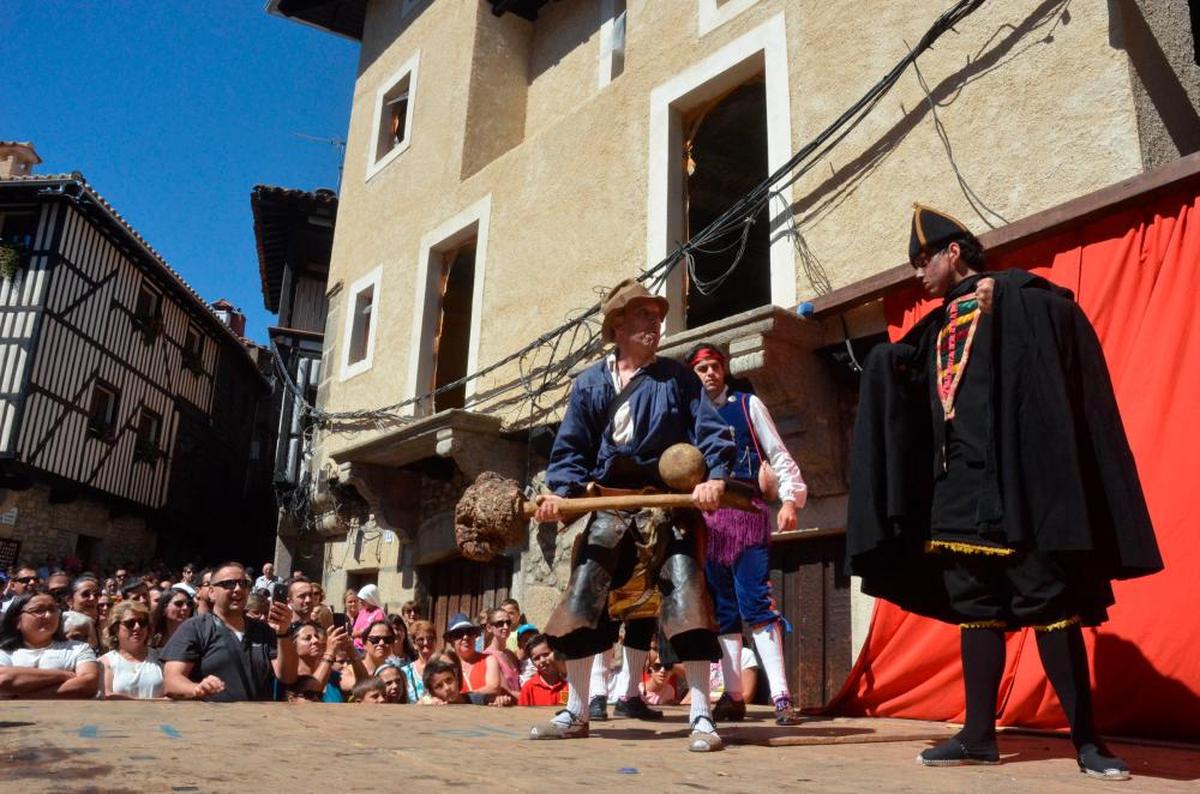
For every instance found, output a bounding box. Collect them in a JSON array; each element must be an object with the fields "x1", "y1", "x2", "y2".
[
  {"x1": 925, "y1": 539, "x2": 1015, "y2": 557},
  {"x1": 1034, "y1": 616, "x2": 1081, "y2": 632},
  {"x1": 960, "y1": 620, "x2": 1007, "y2": 630}
]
